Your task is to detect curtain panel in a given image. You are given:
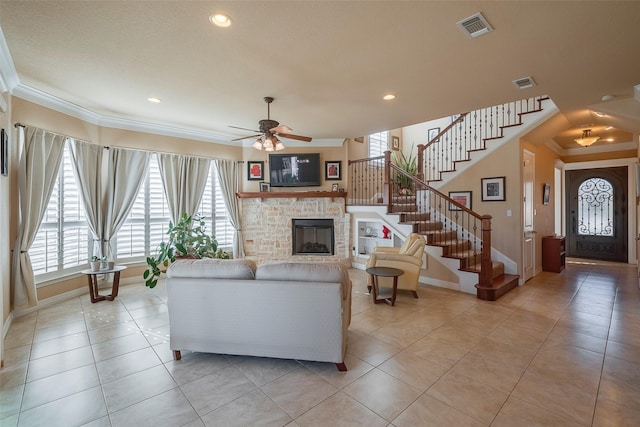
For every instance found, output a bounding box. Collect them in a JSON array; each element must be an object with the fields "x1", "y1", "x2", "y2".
[
  {"x1": 214, "y1": 159, "x2": 245, "y2": 258},
  {"x1": 158, "y1": 153, "x2": 210, "y2": 224},
  {"x1": 12, "y1": 127, "x2": 66, "y2": 308}
]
